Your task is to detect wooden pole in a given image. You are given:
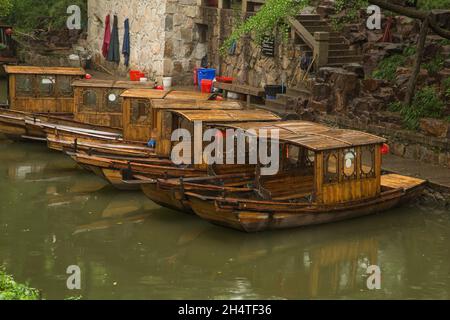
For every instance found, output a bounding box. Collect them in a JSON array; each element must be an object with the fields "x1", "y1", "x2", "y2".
[{"x1": 404, "y1": 17, "x2": 429, "y2": 107}]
